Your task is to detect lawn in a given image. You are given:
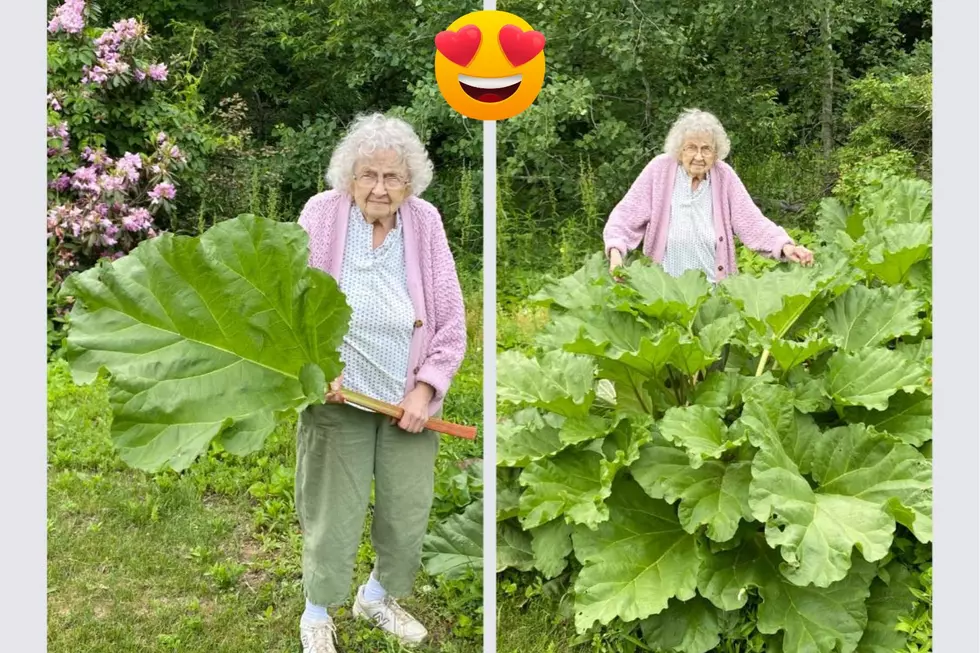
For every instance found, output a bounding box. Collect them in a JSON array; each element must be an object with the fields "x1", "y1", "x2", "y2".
[{"x1": 47, "y1": 278, "x2": 484, "y2": 653}]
